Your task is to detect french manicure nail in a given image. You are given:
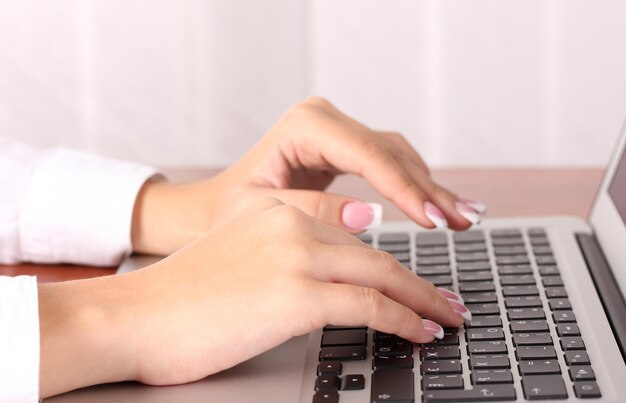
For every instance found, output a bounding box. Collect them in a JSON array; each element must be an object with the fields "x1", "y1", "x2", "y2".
[
  {"x1": 341, "y1": 202, "x2": 382, "y2": 230},
  {"x1": 424, "y1": 202, "x2": 448, "y2": 229},
  {"x1": 455, "y1": 202, "x2": 481, "y2": 225},
  {"x1": 437, "y1": 287, "x2": 464, "y2": 304},
  {"x1": 458, "y1": 197, "x2": 487, "y2": 214},
  {"x1": 422, "y1": 319, "x2": 444, "y2": 340},
  {"x1": 447, "y1": 298, "x2": 473, "y2": 321}
]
